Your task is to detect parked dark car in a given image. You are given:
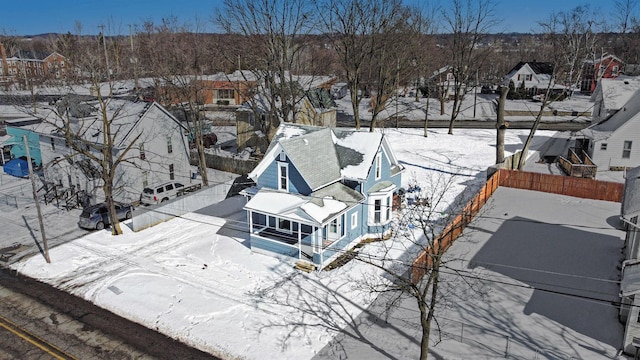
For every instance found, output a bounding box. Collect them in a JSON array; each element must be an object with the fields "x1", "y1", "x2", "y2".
[{"x1": 78, "y1": 202, "x2": 133, "y2": 230}]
